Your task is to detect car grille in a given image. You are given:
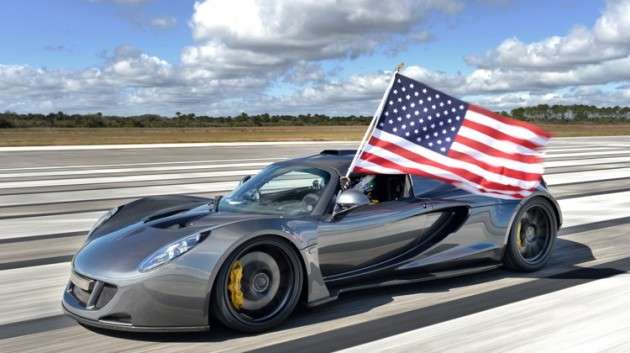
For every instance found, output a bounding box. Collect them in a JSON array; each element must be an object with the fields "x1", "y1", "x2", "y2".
[{"x1": 68, "y1": 271, "x2": 117, "y2": 309}]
